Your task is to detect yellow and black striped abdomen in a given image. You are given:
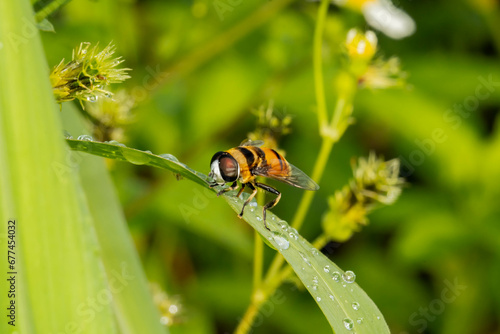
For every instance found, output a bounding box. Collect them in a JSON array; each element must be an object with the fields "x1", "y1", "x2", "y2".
[
  {"x1": 259, "y1": 147, "x2": 290, "y2": 177},
  {"x1": 226, "y1": 146, "x2": 290, "y2": 183}
]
